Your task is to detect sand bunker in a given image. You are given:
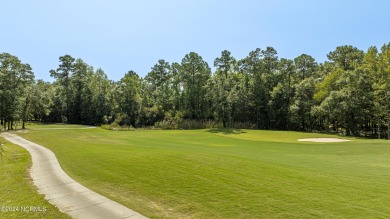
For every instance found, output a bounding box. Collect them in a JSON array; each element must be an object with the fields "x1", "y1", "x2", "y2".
[{"x1": 298, "y1": 138, "x2": 351, "y2": 143}]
